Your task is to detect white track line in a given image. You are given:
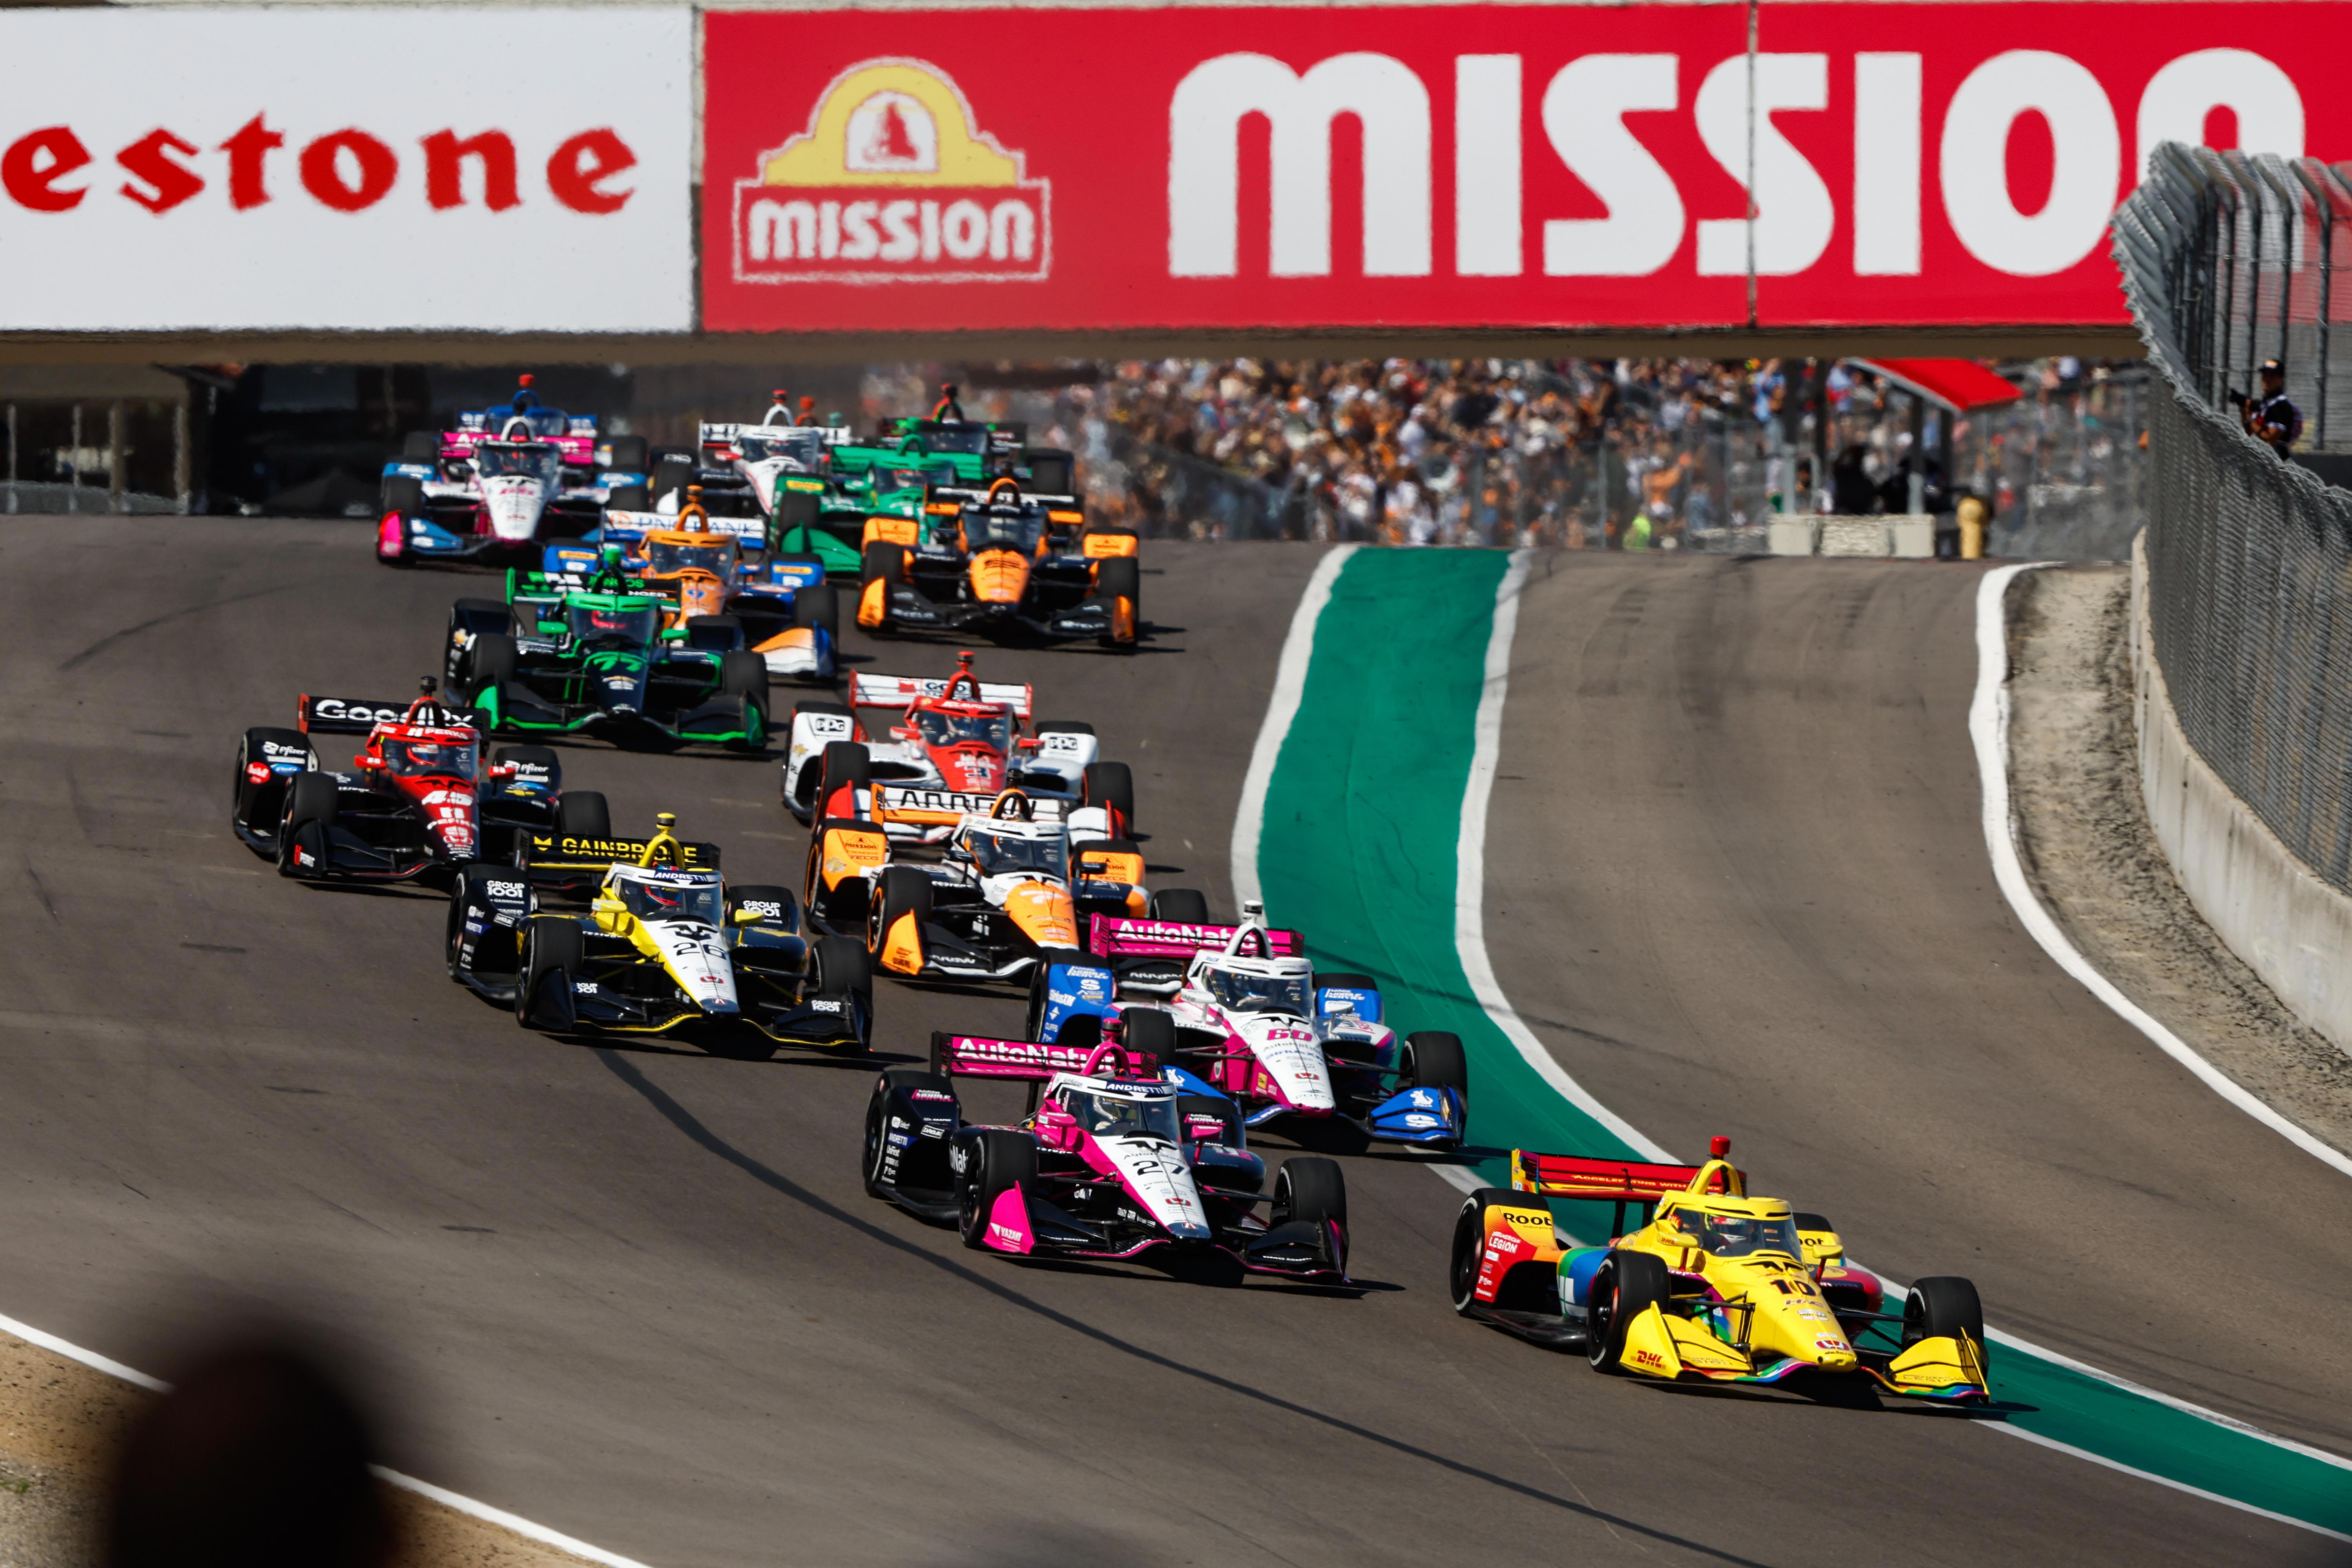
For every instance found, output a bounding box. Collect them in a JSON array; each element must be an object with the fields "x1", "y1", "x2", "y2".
[
  {"x1": 1239, "y1": 549, "x2": 2352, "y2": 1536},
  {"x1": 1967, "y1": 564, "x2": 2352, "y2": 1180},
  {"x1": 0, "y1": 1308, "x2": 654, "y2": 1568},
  {"x1": 1231, "y1": 543, "x2": 1356, "y2": 915}
]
